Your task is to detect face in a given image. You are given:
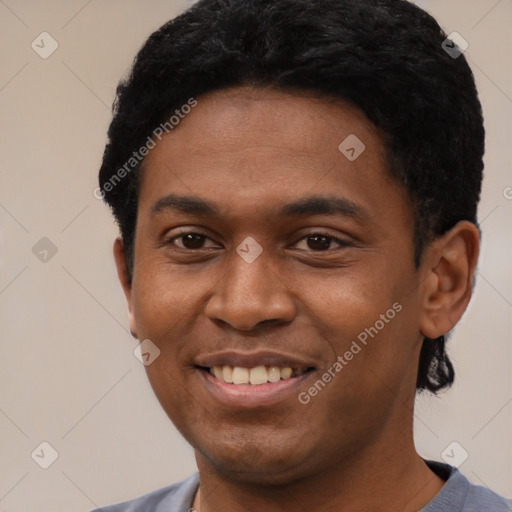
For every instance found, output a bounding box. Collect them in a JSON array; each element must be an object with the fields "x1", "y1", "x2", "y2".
[{"x1": 119, "y1": 87, "x2": 428, "y2": 483}]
